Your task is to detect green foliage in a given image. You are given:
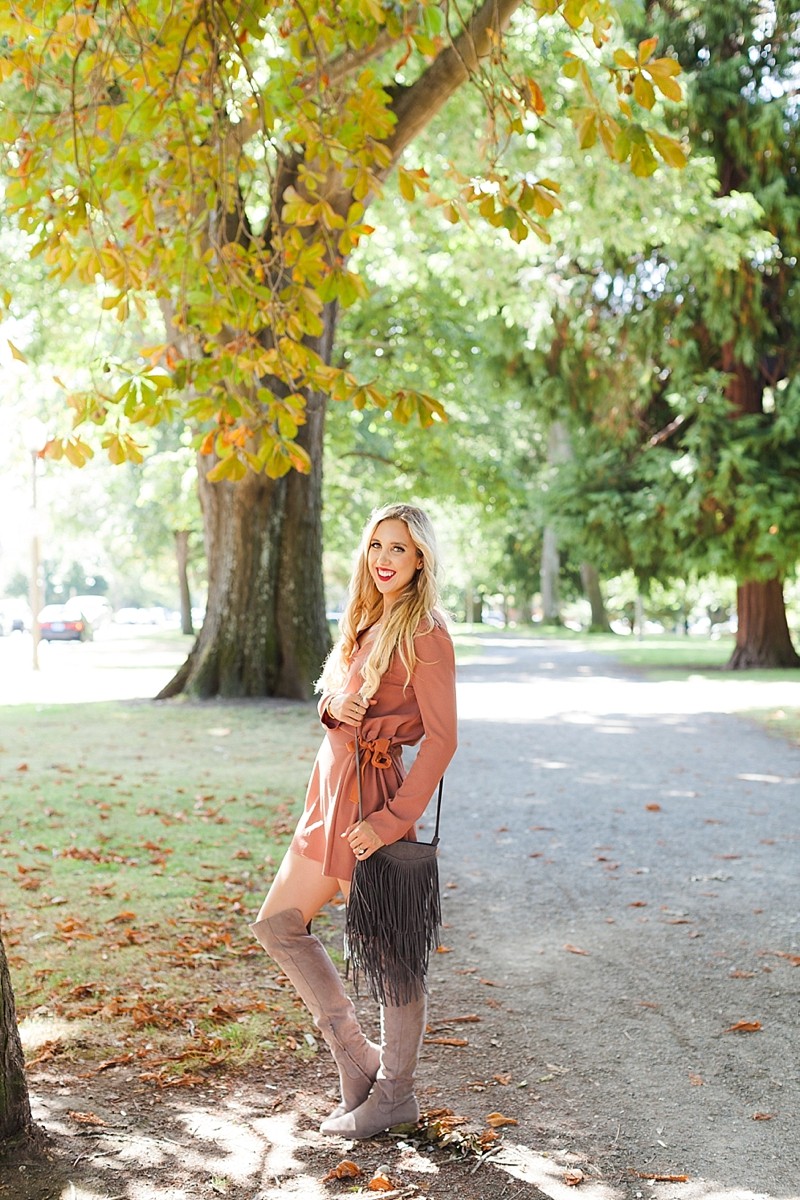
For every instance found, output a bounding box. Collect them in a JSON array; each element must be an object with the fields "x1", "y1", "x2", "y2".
[
  {"x1": 515, "y1": 0, "x2": 800, "y2": 600},
  {"x1": 0, "y1": 1, "x2": 685, "y2": 479}
]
